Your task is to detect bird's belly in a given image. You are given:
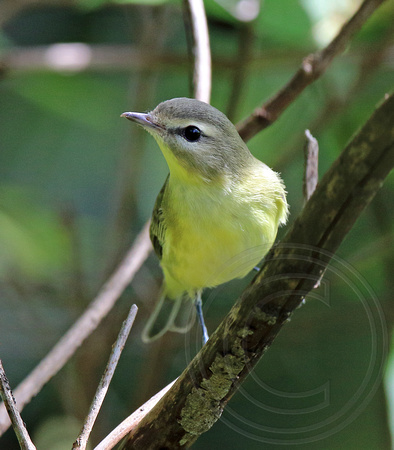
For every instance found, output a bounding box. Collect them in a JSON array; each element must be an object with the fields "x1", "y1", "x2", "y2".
[{"x1": 162, "y1": 211, "x2": 274, "y2": 297}]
